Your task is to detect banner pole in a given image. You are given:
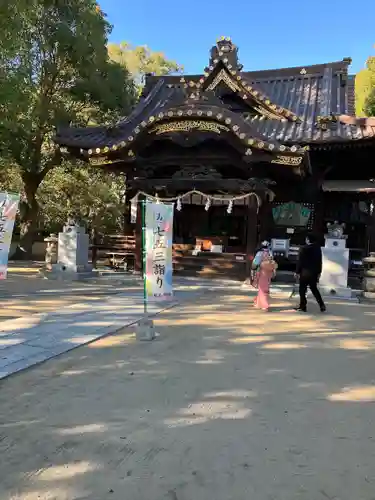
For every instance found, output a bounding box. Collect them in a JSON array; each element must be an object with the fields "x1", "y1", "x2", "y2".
[{"x1": 141, "y1": 199, "x2": 147, "y2": 317}]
